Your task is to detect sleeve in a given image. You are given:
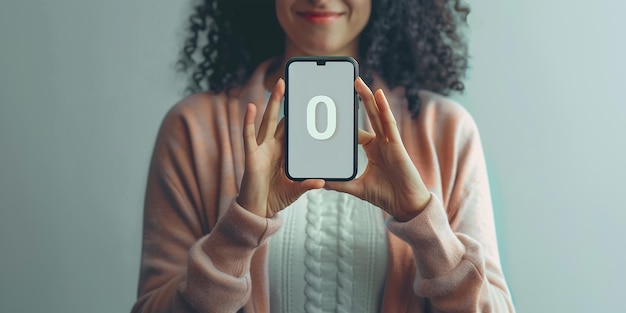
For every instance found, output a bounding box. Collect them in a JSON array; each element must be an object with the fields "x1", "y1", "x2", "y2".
[
  {"x1": 386, "y1": 108, "x2": 516, "y2": 312},
  {"x1": 130, "y1": 103, "x2": 281, "y2": 313}
]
